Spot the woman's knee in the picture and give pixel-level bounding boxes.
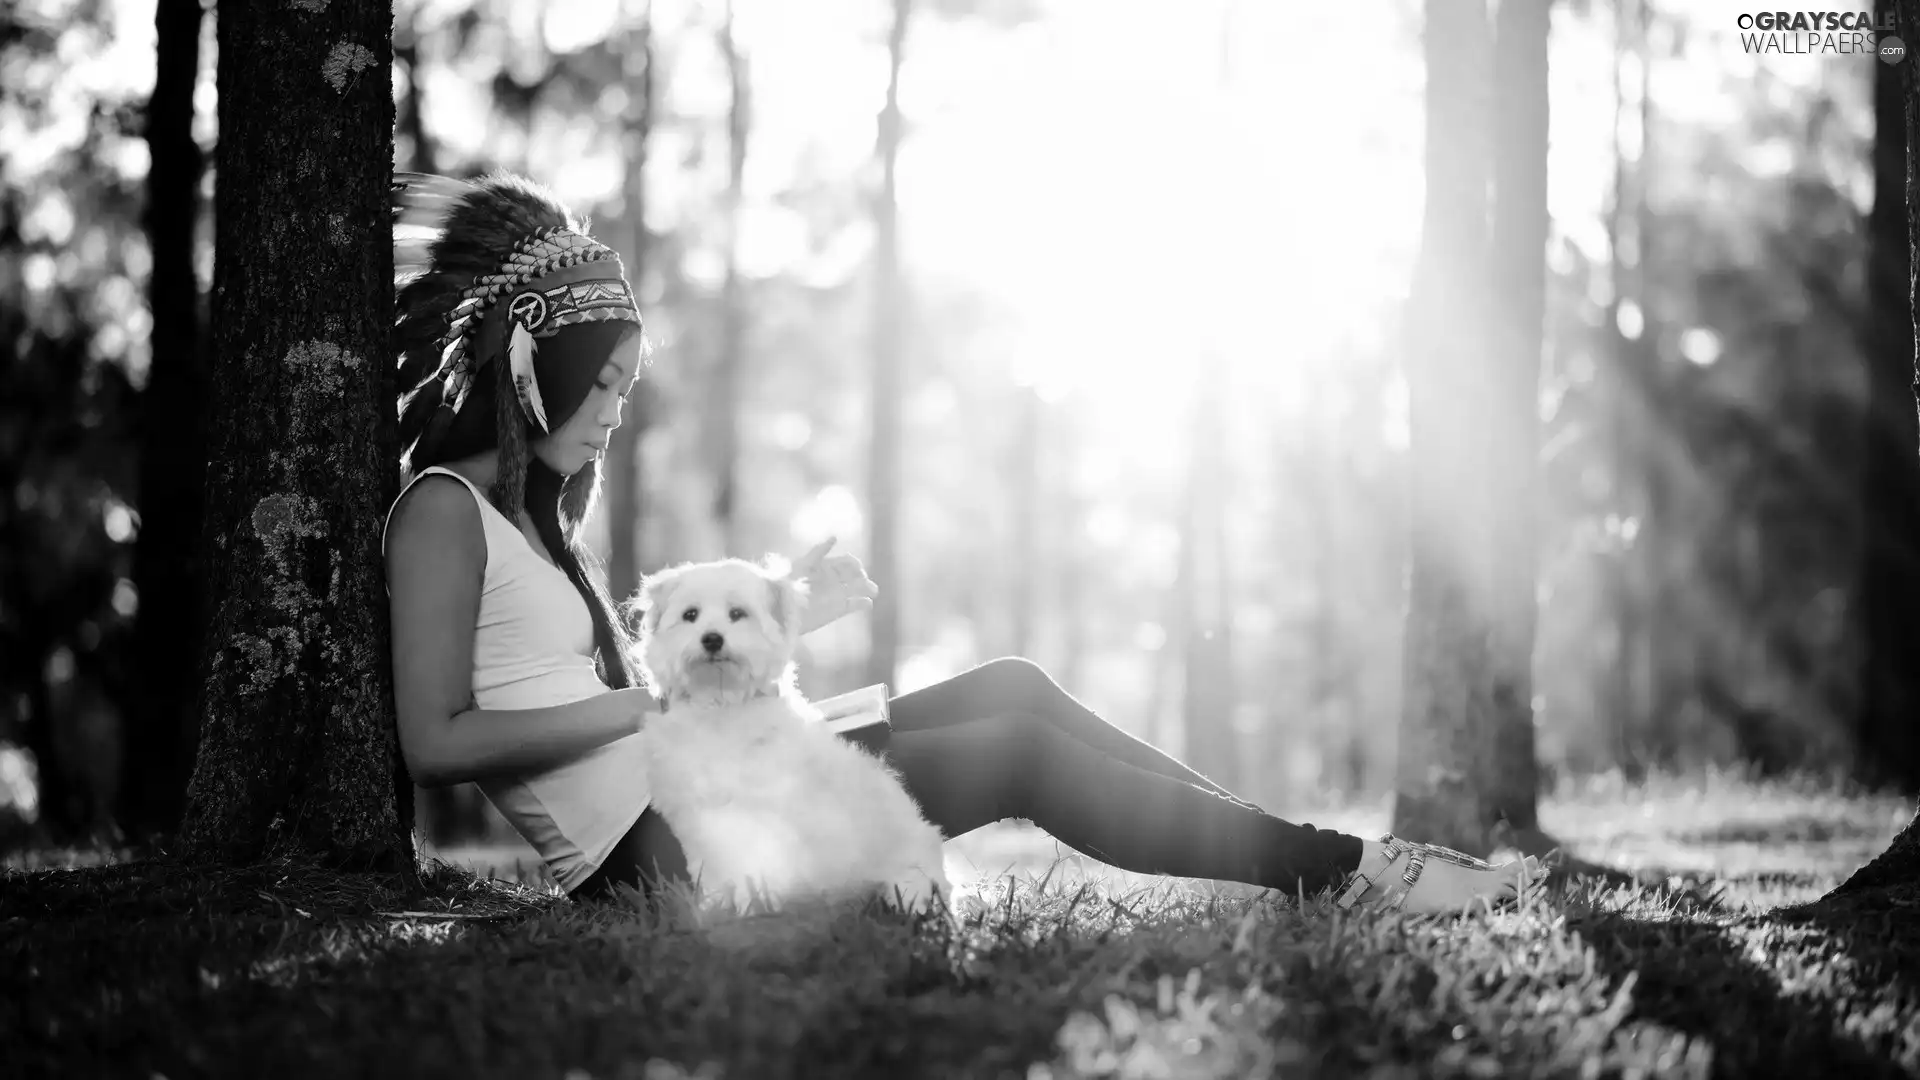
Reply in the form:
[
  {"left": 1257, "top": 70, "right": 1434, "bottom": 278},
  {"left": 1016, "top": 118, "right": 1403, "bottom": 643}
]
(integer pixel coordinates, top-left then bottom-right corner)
[{"left": 967, "top": 656, "right": 1062, "bottom": 711}]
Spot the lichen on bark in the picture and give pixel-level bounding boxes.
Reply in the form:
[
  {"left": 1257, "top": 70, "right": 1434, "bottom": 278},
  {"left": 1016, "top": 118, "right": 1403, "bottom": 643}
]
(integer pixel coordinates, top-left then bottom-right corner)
[{"left": 320, "top": 41, "right": 377, "bottom": 93}]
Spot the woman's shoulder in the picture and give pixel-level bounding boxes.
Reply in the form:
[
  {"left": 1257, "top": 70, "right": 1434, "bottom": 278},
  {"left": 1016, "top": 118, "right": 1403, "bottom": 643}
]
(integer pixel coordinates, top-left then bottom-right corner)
[{"left": 384, "top": 470, "right": 487, "bottom": 565}]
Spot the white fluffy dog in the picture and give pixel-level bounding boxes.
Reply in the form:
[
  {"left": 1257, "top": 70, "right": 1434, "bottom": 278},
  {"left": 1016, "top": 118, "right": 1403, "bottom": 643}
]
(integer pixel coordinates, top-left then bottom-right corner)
[{"left": 628, "top": 557, "right": 949, "bottom": 914}]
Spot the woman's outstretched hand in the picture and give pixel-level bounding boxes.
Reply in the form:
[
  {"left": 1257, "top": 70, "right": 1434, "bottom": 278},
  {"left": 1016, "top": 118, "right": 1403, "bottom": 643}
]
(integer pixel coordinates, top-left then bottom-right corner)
[{"left": 792, "top": 537, "right": 879, "bottom": 634}]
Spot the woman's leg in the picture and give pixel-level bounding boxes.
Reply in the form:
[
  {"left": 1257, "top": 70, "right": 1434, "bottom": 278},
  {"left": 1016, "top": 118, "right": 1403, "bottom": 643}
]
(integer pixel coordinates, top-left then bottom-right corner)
[
  {"left": 572, "top": 658, "right": 1535, "bottom": 912},
  {"left": 571, "top": 807, "right": 689, "bottom": 903},
  {"left": 885, "top": 659, "right": 1365, "bottom": 896},
  {"left": 889, "top": 657, "right": 1253, "bottom": 804}
]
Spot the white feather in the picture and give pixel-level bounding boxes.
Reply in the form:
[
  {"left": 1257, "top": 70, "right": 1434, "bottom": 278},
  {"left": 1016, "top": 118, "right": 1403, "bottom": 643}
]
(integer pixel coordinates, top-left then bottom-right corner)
[{"left": 509, "top": 321, "right": 548, "bottom": 432}]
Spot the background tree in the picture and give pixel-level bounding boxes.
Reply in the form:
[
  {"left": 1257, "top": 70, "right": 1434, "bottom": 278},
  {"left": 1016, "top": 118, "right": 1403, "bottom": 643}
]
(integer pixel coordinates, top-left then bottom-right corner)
[
  {"left": 1178, "top": 368, "right": 1241, "bottom": 789},
  {"left": 1006, "top": 382, "right": 1041, "bottom": 657},
  {"left": 709, "top": 0, "right": 749, "bottom": 552},
  {"left": 118, "top": 0, "right": 207, "bottom": 843},
  {"left": 607, "top": 3, "right": 655, "bottom": 602},
  {"left": 864, "top": 0, "right": 911, "bottom": 690},
  {"left": 1855, "top": 0, "right": 1920, "bottom": 795},
  {"left": 1393, "top": 0, "right": 1505, "bottom": 854},
  {"left": 176, "top": 0, "right": 407, "bottom": 866},
  {"left": 1832, "top": 0, "right": 1920, "bottom": 897},
  {"left": 1483, "top": 0, "right": 1549, "bottom": 835}
]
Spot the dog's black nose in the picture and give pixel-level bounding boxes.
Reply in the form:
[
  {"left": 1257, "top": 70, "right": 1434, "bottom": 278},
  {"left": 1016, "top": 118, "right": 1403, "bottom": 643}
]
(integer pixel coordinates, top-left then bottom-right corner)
[{"left": 701, "top": 631, "right": 725, "bottom": 654}]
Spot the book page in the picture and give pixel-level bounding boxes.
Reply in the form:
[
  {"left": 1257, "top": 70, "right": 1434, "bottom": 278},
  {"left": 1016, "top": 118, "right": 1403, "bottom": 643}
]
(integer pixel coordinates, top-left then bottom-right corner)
[{"left": 813, "top": 683, "right": 890, "bottom": 728}]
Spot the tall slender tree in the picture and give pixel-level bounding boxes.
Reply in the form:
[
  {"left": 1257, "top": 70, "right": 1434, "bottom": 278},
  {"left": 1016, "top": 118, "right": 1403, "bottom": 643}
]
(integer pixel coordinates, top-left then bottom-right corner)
[
  {"left": 1179, "top": 369, "right": 1240, "bottom": 790},
  {"left": 1855, "top": 0, "right": 1920, "bottom": 795},
  {"left": 1601, "top": 0, "right": 1675, "bottom": 779},
  {"left": 121, "top": 0, "right": 208, "bottom": 841},
  {"left": 865, "top": 0, "right": 912, "bottom": 689},
  {"left": 176, "top": 0, "right": 408, "bottom": 866},
  {"left": 1483, "top": 0, "right": 1550, "bottom": 834},
  {"left": 1392, "top": 0, "right": 1501, "bottom": 854},
  {"left": 394, "top": 12, "right": 437, "bottom": 175},
  {"left": 608, "top": 3, "right": 656, "bottom": 601},
  {"left": 710, "top": 0, "right": 749, "bottom": 553},
  {"left": 1008, "top": 383, "right": 1041, "bottom": 657}
]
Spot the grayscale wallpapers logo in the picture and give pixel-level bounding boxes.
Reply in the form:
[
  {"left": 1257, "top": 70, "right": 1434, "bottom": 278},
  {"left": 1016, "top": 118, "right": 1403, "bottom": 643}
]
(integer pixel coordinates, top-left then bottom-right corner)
[{"left": 1735, "top": 11, "right": 1905, "bottom": 59}]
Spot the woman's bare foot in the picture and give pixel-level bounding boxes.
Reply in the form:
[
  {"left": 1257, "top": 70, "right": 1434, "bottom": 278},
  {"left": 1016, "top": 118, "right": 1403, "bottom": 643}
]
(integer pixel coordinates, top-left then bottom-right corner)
[{"left": 1346, "top": 838, "right": 1546, "bottom": 915}]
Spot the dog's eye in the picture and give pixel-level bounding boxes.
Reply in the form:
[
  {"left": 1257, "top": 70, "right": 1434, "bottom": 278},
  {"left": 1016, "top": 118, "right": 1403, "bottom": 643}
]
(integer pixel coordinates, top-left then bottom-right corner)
[
  {"left": 680, "top": 607, "right": 699, "bottom": 622},
  {"left": 728, "top": 607, "right": 747, "bottom": 622}
]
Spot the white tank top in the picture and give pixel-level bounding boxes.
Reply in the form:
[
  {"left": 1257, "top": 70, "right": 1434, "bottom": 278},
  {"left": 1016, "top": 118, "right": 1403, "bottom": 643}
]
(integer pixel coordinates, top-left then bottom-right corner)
[{"left": 383, "top": 465, "right": 649, "bottom": 892}]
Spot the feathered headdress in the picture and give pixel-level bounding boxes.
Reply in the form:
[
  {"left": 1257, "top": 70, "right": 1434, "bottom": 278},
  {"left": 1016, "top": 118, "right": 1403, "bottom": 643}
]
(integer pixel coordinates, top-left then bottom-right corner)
[{"left": 391, "top": 171, "right": 644, "bottom": 471}]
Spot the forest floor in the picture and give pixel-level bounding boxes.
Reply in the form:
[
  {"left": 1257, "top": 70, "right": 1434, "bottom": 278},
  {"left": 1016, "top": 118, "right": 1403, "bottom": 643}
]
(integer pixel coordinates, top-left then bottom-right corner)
[{"left": 4, "top": 769, "right": 1917, "bottom": 1079}]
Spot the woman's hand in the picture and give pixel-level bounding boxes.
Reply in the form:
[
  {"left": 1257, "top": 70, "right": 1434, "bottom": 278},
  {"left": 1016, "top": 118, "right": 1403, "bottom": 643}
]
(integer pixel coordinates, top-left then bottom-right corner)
[{"left": 792, "top": 537, "right": 878, "bottom": 634}]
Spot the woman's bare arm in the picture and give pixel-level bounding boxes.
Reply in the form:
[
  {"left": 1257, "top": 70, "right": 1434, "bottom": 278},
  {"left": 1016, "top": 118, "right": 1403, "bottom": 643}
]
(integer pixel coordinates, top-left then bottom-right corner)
[{"left": 385, "top": 476, "right": 655, "bottom": 788}]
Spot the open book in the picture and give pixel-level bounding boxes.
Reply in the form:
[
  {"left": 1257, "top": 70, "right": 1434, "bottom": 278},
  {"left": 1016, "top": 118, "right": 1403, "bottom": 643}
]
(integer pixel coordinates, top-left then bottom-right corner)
[{"left": 811, "top": 683, "right": 891, "bottom": 753}]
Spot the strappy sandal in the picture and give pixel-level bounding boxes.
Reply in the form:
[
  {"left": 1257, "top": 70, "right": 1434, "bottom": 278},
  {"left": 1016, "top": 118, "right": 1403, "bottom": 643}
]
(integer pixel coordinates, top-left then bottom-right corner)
[{"left": 1333, "top": 834, "right": 1533, "bottom": 912}]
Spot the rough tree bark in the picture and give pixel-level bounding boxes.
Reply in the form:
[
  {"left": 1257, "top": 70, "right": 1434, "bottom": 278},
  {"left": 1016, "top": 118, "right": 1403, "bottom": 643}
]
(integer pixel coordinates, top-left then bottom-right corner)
[
  {"left": 1831, "top": 1, "right": 1920, "bottom": 897},
  {"left": 1392, "top": 0, "right": 1502, "bottom": 855},
  {"left": 607, "top": 5, "right": 654, "bottom": 602},
  {"left": 1856, "top": 0, "right": 1920, "bottom": 795},
  {"left": 864, "top": 0, "right": 911, "bottom": 689},
  {"left": 121, "top": 0, "right": 207, "bottom": 842},
  {"left": 175, "top": 0, "right": 408, "bottom": 867},
  {"left": 1484, "top": 0, "right": 1549, "bottom": 833}
]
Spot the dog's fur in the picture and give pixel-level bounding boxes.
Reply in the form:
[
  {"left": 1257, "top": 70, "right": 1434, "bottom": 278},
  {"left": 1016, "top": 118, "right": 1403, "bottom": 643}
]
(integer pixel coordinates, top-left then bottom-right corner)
[{"left": 627, "top": 557, "right": 949, "bottom": 912}]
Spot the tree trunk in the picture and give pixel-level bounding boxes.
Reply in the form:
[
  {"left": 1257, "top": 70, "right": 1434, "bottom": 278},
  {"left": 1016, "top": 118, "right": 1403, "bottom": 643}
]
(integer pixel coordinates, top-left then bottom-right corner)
[
  {"left": 1483, "top": 0, "right": 1548, "bottom": 832},
  {"left": 1306, "top": 410, "right": 1357, "bottom": 791},
  {"left": 121, "top": 0, "right": 208, "bottom": 843},
  {"left": 864, "top": 0, "right": 911, "bottom": 689},
  {"left": 1828, "top": 1, "right": 1920, "bottom": 897},
  {"left": 1632, "top": 13, "right": 1688, "bottom": 773},
  {"left": 1180, "top": 373, "right": 1239, "bottom": 790},
  {"left": 1836, "top": 801, "right": 1920, "bottom": 895},
  {"left": 1600, "top": 0, "right": 1648, "bottom": 780},
  {"left": 1855, "top": 0, "right": 1920, "bottom": 795},
  {"left": 394, "top": 12, "right": 436, "bottom": 175},
  {"left": 711, "top": 0, "right": 748, "bottom": 553},
  {"left": 1392, "top": 0, "right": 1499, "bottom": 855},
  {"left": 1008, "top": 384, "right": 1041, "bottom": 657},
  {"left": 608, "top": 6, "right": 654, "bottom": 602},
  {"left": 176, "top": 0, "right": 408, "bottom": 868},
  {"left": 1056, "top": 420, "right": 1087, "bottom": 691}
]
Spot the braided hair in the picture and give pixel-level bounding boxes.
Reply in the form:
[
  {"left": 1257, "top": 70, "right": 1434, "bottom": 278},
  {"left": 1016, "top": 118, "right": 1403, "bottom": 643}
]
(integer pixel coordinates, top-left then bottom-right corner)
[{"left": 392, "top": 171, "right": 645, "bottom": 690}]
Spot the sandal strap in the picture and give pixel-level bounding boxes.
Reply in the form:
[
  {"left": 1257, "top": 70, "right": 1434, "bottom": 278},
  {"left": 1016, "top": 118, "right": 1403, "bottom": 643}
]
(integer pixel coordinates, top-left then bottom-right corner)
[{"left": 1334, "top": 835, "right": 1411, "bottom": 909}]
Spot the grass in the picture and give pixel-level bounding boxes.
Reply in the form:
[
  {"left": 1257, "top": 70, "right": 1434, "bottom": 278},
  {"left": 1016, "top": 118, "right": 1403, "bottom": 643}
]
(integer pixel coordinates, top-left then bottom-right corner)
[{"left": 3, "top": 769, "right": 1917, "bottom": 1079}]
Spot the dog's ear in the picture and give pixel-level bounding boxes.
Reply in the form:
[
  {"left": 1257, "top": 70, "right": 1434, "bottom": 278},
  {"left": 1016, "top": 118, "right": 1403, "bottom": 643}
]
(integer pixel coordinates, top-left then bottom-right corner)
[
  {"left": 628, "top": 564, "right": 688, "bottom": 637},
  {"left": 763, "top": 565, "right": 808, "bottom": 640}
]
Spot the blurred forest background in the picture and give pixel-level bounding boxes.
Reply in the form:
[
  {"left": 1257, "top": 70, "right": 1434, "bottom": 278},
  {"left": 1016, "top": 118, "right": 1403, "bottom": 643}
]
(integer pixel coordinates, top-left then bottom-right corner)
[{"left": 4, "top": 0, "right": 1918, "bottom": 853}]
